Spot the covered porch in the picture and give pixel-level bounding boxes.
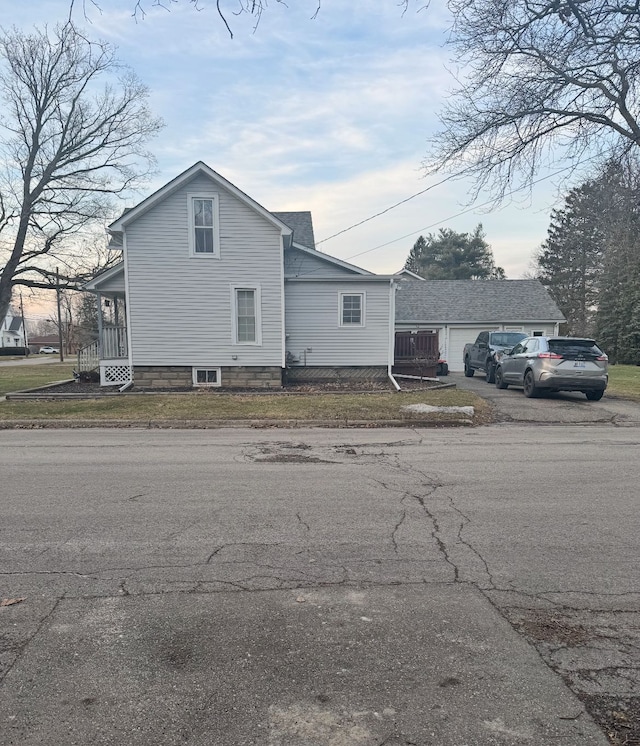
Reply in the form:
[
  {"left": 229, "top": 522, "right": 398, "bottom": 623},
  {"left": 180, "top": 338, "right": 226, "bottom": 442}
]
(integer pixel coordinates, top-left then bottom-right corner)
[{"left": 81, "top": 262, "right": 132, "bottom": 386}]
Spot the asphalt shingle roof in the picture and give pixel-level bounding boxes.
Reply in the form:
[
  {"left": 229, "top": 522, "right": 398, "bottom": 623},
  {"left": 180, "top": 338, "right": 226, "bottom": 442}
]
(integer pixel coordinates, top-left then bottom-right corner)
[
  {"left": 272, "top": 211, "right": 315, "bottom": 249},
  {"left": 395, "top": 279, "right": 565, "bottom": 323}
]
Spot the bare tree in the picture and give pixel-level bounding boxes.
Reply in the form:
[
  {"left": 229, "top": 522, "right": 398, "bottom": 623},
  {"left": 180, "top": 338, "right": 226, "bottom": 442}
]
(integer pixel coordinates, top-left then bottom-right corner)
[
  {"left": 69, "top": 0, "right": 322, "bottom": 36},
  {"left": 427, "top": 0, "right": 640, "bottom": 200},
  {"left": 0, "top": 24, "right": 163, "bottom": 328}
]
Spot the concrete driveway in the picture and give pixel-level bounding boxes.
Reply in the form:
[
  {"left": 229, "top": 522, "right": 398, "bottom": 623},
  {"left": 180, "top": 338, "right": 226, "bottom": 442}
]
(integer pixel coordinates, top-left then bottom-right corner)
[
  {"left": 2, "top": 426, "right": 639, "bottom": 745},
  {"left": 450, "top": 371, "right": 640, "bottom": 426}
]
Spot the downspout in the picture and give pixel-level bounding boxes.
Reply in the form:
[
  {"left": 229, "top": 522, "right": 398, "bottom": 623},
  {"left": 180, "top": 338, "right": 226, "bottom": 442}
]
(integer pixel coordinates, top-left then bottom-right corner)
[{"left": 387, "top": 279, "right": 401, "bottom": 391}]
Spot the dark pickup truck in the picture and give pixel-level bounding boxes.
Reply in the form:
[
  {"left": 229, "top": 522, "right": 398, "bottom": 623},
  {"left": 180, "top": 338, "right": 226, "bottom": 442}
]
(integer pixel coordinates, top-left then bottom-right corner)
[{"left": 463, "top": 331, "right": 527, "bottom": 383}]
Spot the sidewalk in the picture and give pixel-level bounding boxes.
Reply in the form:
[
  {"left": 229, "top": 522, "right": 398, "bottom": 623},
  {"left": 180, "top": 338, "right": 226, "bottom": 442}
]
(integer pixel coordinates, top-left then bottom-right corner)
[{"left": 0, "top": 585, "right": 608, "bottom": 745}]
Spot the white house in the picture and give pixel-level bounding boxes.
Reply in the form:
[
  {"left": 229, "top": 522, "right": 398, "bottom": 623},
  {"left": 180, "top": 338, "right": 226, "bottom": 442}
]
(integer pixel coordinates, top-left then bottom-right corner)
[
  {"left": 84, "top": 162, "right": 396, "bottom": 388},
  {"left": 1, "top": 309, "right": 26, "bottom": 349}
]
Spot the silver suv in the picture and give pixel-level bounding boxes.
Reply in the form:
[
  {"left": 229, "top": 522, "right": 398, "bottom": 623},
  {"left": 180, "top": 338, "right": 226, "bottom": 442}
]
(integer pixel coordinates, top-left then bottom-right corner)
[{"left": 495, "top": 336, "right": 608, "bottom": 400}]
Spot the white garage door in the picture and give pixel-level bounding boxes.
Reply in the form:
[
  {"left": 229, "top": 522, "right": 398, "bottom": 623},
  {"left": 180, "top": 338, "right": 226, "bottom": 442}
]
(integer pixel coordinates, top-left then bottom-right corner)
[{"left": 447, "top": 327, "right": 486, "bottom": 372}]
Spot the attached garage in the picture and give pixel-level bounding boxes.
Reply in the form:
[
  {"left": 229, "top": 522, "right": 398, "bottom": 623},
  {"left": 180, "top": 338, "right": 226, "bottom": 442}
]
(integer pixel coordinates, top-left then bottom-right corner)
[
  {"left": 446, "top": 327, "right": 488, "bottom": 372},
  {"left": 394, "top": 279, "right": 565, "bottom": 372}
]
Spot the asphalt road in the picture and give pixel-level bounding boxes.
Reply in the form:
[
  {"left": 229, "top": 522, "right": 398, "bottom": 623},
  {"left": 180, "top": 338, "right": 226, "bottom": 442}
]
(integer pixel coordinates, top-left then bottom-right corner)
[{"left": 1, "top": 425, "right": 638, "bottom": 745}]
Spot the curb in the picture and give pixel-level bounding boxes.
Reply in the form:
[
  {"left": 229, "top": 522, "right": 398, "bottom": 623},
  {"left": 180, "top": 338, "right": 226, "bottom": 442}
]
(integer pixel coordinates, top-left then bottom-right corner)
[{"left": 0, "top": 417, "right": 475, "bottom": 430}]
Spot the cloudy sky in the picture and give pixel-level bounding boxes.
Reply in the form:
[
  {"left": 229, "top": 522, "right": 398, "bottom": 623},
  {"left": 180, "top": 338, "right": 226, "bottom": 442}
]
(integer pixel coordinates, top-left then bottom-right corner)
[{"left": 4, "top": 0, "right": 566, "bottom": 278}]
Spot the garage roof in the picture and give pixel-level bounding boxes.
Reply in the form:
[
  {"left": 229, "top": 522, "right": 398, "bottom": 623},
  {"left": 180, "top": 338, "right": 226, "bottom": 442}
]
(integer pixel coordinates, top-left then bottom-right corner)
[{"left": 395, "top": 279, "right": 565, "bottom": 323}]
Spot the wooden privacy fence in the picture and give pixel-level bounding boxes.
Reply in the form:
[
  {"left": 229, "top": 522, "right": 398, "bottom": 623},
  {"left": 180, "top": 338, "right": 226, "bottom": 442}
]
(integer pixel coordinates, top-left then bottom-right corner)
[{"left": 393, "top": 331, "right": 439, "bottom": 377}]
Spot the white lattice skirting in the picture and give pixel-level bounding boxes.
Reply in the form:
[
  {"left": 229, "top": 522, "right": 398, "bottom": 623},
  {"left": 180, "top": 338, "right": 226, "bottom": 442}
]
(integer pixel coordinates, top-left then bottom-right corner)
[{"left": 100, "top": 363, "right": 133, "bottom": 386}]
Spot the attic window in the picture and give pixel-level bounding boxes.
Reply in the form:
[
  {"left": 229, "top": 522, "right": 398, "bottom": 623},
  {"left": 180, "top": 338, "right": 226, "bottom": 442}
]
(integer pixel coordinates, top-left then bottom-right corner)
[{"left": 188, "top": 194, "right": 220, "bottom": 257}]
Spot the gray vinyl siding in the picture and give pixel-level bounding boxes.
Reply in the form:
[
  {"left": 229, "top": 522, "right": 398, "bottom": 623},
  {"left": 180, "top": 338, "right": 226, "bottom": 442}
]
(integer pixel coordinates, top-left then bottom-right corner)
[
  {"left": 97, "top": 269, "right": 125, "bottom": 293},
  {"left": 285, "top": 280, "right": 391, "bottom": 366},
  {"left": 124, "top": 173, "right": 283, "bottom": 367},
  {"left": 284, "top": 247, "right": 361, "bottom": 279}
]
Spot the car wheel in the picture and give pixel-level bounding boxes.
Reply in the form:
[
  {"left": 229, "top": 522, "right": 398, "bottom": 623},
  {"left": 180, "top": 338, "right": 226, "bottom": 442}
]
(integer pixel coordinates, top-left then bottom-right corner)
[
  {"left": 464, "top": 360, "right": 474, "bottom": 377},
  {"left": 585, "top": 390, "right": 604, "bottom": 401},
  {"left": 485, "top": 360, "right": 496, "bottom": 384},
  {"left": 523, "top": 370, "right": 540, "bottom": 398},
  {"left": 495, "top": 366, "right": 508, "bottom": 389}
]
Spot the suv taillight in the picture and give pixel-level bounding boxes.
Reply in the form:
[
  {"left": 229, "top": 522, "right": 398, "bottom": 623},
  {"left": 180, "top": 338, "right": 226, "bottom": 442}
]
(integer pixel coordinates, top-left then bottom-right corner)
[
  {"left": 597, "top": 354, "right": 608, "bottom": 362},
  {"left": 538, "top": 352, "right": 563, "bottom": 359}
]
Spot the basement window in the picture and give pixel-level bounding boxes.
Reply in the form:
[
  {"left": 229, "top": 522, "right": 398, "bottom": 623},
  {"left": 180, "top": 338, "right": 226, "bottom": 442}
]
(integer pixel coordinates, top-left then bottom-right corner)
[{"left": 192, "top": 367, "right": 221, "bottom": 387}]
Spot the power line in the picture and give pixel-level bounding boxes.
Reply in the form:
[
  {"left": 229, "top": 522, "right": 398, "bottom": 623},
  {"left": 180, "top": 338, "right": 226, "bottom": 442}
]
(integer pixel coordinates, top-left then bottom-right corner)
[
  {"left": 316, "top": 151, "right": 607, "bottom": 261},
  {"left": 343, "top": 162, "right": 600, "bottom": 261},
  {"left": 314, "top": 172, "right": 460, "bottom": 246}
]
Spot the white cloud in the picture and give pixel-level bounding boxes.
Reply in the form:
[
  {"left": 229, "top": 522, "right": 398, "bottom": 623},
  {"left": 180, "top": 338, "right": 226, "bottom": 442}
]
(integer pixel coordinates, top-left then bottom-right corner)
[{"left": 2, "top": 0, "right": 559, "bottom": 282}]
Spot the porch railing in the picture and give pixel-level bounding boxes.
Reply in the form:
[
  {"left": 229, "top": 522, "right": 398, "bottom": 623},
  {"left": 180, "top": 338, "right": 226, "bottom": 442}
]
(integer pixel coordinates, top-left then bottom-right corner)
[
  {"left": 101, "top": 326, "right": 128, "bottom": 359},
  {"left": 77, "top": 341, "right": 99, "bottom": 373}
]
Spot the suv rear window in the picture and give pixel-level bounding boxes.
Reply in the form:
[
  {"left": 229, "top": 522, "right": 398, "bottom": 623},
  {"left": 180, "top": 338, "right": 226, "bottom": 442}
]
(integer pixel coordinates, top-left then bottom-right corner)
[{"left": 548, "top": 339, "right": 603, "bottom": 358}]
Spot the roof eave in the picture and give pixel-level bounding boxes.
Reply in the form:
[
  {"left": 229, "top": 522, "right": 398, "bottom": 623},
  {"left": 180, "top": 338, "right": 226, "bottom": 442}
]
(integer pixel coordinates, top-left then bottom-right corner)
[{"left": 109, "top": 162, "right": 293, "bottom": 242}]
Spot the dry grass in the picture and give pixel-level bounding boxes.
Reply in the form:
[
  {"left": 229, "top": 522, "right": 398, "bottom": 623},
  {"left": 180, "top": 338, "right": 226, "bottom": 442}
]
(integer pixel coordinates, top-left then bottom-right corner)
[
  {"left": 0, "top": 362, "right": 75, "bottom": 397},
  {"left": 607, "top": 364, "right": 640, "bottom": 401},
  {"left": 0, "top": 386, "right": 491, "bottom": 426}
]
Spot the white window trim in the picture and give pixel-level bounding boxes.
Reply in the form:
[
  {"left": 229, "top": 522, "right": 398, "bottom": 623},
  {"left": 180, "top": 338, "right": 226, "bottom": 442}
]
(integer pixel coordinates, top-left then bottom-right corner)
[
  {"left": 231, "top": 284, "right": 262, "bottom": 346},
  {"left": 187, "top": 192, "right": 220, "bottom": 258},
  {"left": 192, "top": 367, "right": 222, "bottom": 387},
  {"left": 339, "top": 292, "right": 366, "bottom": 327}
]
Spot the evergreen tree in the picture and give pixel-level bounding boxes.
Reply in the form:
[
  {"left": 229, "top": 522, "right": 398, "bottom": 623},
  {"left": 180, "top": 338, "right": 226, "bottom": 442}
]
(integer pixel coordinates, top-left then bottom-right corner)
[
  {"left": 535, "top": 156, "right": 640, "bottom": 363},
  {"left": 594, "top": 161, "right": 640, "bottom": 364},
  {"left": 535, "top": 181, "right": 607, "bottom": 336},
  {"left": 404, "top": 236, "right": 427, "bottom": 274},
  {"left": 75, "top": 293, "right": 100, "bottom": 348},
  {"left": 404, "top": 224, "right": 505, "bottom": 280}
]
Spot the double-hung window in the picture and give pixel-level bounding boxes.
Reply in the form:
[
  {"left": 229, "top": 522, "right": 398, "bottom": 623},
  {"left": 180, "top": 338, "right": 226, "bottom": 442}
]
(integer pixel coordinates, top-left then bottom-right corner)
[
  {"left": 231, "top": 285, "right": 262, "bottom": 345},
  {"left": 340, "top": 293, "right": 364, "bottom": 326},
  {"left": 188, "top": 194, "right": 219, "bottom": 257}
]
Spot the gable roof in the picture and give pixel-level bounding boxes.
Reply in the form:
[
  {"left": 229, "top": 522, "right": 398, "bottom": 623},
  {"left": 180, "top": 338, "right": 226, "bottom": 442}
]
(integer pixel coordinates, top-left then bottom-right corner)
[
  {"left": 394, "top": 268, "right": 425, "bottom": 280},
  {"left": 396, "top": 280, "right": 565, "bottom": 323},
  {"left": 108, "top": 162, "right": 293, "bottom": 245},
  {"left": 285, "top": 243, "right": 372, "bottom": 276},
  {"left": 272, "top": 211, "right": 315, "bottom": 249},
  {"left": 9, "top": 316, "right": 23, "bottom": 332},
  {"left": 84, "top": 261, "right": 125, "bottom": 292}
]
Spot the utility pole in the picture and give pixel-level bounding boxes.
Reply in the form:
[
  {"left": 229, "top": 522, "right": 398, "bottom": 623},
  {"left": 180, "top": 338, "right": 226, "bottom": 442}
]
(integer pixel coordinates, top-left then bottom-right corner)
[
  {"left": 19, "top": 290, "right": 28, "bottom": 357},
  {"left": 56, "top": 267, "right": 64, "bottom": 362}
]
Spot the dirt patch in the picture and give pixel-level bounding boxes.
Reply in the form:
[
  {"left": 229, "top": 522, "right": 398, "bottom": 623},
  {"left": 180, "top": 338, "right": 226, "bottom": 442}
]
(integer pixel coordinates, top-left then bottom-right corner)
[
  {"left": 512, "top": 615, "right": 597, "bottom": 646},
  {"left": 22, "top": 378, "right": 445, "bottom": 397},
  {"left": 580, "top": 694, "right": 640, "bottom": 745}
]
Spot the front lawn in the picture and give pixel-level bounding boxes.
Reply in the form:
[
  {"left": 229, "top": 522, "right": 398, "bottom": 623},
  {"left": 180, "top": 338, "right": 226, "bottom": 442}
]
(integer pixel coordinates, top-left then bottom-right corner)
[
  {"left": 0, "top": 362, "right": 75, "bottom": 397},
  {"left": 0, "top": 387, "right": 491, "bottom": 426},
  {"left": 607, "top": 364, "right": 640, "bottom": 401}
]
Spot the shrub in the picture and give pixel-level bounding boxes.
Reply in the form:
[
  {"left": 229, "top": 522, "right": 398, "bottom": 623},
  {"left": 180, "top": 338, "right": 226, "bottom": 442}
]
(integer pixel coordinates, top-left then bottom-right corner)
[{"left": 0, "top": 347, "right": 30, "bottom": 356}]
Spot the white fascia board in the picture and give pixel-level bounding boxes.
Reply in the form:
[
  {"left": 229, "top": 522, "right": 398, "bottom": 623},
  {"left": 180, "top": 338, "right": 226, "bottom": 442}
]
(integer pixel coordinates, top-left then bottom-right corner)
[
  {"left": 398, "top": 317, "right": 565, "bottom": 325},
  {"left": 394, "top": 269, "right": 425, "bottom": 280},
  {"left": 285, "top": 275, "right": 395, "bottom": 283},
  {"left": 290, "top": 242, "right": 372, "bottom": 275},
  {"left": 108, "top": 161, "right": 293, "bottom": 241},
  {"left": 83, "top": 261, "right": 125, "bottom": 292}
]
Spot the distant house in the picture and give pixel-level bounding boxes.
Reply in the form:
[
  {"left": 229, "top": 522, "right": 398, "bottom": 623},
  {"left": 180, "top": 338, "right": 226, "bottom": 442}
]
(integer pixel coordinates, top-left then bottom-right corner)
[
  {"left": 1, "top": 310, "right": 26, "bottom": 348},
  {"left": 394, "top": 279, "right": 565, "bottom": 372},
  {"left": 84, "top": 162, "right": 396, "bottom": 387}
]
